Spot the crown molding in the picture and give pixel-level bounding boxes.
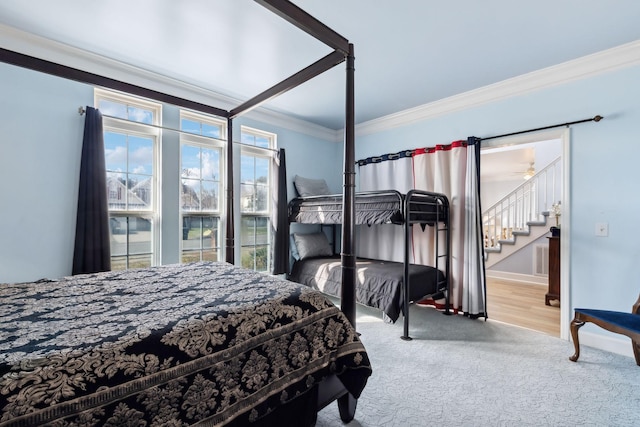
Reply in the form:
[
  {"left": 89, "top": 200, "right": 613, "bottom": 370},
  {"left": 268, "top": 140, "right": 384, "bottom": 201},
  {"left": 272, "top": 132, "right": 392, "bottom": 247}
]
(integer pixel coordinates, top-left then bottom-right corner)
[
  {"left": 0, "top": 23, "right": 338, "bottom": 142},
  {"left": 4, "top": 23, "right": 637, "bottom": 143},
  {"left": 355, "top": 39, "right": 640, "bottom": 136}
]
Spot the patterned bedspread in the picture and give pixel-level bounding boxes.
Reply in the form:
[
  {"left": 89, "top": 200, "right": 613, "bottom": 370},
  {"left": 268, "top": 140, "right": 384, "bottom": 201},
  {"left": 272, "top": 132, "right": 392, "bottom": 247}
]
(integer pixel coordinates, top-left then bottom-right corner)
[{"left": 0, "top": 262, "right": 371, "bottom": 426}]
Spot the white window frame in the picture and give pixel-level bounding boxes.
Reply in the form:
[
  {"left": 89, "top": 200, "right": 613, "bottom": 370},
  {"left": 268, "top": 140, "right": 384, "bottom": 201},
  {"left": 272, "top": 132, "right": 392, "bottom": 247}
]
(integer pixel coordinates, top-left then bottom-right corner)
[
  {"left": 240, "top": 126, "right": 276, "bottom": 272},
  {"left": 95, "top": 88, "right": 162, "bottom": 270},
  {"left": 179, "top": 110, "right": 227, "bottom": 264}
]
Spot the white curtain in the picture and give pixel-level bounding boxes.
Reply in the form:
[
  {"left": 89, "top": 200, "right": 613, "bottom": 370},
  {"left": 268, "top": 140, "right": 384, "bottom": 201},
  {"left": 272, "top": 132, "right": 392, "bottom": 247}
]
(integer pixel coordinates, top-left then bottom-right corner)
[
  {"left": 357, "top": 156, "right": 413, "bottom": 262},
  {"left": 412, "top": 140, "right": 485, "bottom": 316},
  {"left": 357, "top": 141, "right": 486, "bottom": 317},
  {"left": 463, "top": 141, "right": 487, "bottom": 317}
]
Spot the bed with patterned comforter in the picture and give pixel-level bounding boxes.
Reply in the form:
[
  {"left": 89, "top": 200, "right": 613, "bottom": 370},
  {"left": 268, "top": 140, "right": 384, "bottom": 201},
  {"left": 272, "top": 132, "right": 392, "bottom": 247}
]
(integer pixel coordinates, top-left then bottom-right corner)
[{"left": 0, "top": 262, "right": 371, "bottom": 426}]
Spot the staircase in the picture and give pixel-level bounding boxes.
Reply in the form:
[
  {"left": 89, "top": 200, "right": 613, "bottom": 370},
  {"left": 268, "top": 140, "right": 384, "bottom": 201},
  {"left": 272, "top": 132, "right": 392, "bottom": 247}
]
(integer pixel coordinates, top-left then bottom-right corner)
[{"left": 483, "top": 157, "right": 561, "bottom": 269}]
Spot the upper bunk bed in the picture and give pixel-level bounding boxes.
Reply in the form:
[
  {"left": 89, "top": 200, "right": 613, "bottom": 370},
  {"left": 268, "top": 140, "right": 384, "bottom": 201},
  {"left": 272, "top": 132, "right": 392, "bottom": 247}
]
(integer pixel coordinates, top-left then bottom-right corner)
[
  {"left": 289, "top": 189, "right": 448, "bottom": 226},
  {"left": 0, "top": 0, "right": 365, "bottom": 424},
  {"left": 288, "top": 187, "right": 451, "bottom": 340}
]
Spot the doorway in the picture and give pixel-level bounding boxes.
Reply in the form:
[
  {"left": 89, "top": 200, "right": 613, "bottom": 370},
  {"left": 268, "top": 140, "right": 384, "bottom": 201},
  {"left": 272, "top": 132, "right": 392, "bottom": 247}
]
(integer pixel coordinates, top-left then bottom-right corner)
[{"left": 480, "top": 130, "right": 569, "bottom": 338}]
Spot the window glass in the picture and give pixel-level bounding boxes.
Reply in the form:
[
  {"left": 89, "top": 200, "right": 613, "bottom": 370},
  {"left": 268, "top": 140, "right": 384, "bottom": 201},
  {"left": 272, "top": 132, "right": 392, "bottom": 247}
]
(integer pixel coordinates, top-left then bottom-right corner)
[
  {"left": 179, "top": 112, "right": 225, "bottom": 264},
  {"left": 97, "top": 89, "right": 160, "bottom": 270},
  {"left": 181, "top": 118, "right": 201, "bottom": 135},
  {"left": 181, "top": 215, "right": 220, "bottom": 263},
  {"left": 98, "top": 98, "right": 153, "bottom": 124},
  {"left": 240, "top": 127, "right": 274, "bottom": 272},
  {"left": 109, "top": 215, "right": 154, "bottom": 270}
]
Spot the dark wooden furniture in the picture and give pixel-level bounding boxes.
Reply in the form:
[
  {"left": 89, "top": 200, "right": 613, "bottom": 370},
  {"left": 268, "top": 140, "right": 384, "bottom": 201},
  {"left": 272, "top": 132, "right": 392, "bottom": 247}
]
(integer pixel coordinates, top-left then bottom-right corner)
[
  {"left": 569, "top": 294, "right": 640, "bottom": 365},
  {"left": 545, "top": 236, "right": 560, "bottom": 305}
]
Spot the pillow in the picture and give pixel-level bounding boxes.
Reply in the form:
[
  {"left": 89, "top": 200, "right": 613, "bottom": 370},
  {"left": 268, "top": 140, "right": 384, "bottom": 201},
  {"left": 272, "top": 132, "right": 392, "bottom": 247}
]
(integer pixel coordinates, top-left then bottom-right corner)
[
  {"left": 290, "top": 234, "right": 300, "bottom": 260},
  {"left": 293, "top": 232, "right": 333, "bottom": 260},
  {"left": 294, "top": 175, "right": 331, "bottom": 197}
]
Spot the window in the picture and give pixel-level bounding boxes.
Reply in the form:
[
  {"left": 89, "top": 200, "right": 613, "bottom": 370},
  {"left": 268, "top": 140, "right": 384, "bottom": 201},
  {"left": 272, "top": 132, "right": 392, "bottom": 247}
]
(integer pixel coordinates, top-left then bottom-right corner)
[
  {"left": 180, "top": 111, "right": 225, "bottom": 263},
  {"left": 240, "top": 127, "right": 275, "bottom": 272},
  {"left": 96, "top": 89, "right": 161, "bottom": 270}
]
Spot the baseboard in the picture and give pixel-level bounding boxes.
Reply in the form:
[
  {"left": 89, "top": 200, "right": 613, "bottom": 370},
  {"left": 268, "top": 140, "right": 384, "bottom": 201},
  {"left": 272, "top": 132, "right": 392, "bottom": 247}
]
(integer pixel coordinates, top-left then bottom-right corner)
[
  {"left": 576, "top": 330, "right": 635, "bottom": 360},
  {"left": 486, "top": 270, "right": 547, "bottom": 285}
]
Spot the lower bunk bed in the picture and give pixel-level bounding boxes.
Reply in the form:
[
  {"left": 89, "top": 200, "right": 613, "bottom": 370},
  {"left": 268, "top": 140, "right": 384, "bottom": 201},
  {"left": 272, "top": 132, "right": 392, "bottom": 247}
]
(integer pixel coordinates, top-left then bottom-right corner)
[
  {"left": 290, "top": 256, "right": 446, "bottom": 323},
  {"left": 0, "top": 262, "right": 371, "bottom": 427}
]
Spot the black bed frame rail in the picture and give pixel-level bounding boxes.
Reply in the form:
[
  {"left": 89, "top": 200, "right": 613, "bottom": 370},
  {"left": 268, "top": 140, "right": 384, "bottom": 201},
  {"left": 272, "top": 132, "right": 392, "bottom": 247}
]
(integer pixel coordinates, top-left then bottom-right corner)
[
  {"left": 288, "top": 190, "right": 404, "bottom": 220},
  {"left": 401, "top": 190, "right": 451, "bottom": 341},
  {"left": 291, "top": 189, "right": 403, "bottom": 202}
]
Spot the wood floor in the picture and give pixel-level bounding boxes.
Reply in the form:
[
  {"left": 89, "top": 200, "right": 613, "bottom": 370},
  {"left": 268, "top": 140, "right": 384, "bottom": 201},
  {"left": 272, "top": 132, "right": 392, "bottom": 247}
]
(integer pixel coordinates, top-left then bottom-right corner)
[{"left": 486, "top": 276, "right": 560, "bottom": 337}]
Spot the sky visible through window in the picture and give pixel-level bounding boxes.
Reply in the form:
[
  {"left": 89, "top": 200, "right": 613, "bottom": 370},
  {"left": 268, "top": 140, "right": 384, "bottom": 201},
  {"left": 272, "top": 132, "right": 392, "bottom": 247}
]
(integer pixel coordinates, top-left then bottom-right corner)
[
  {"left": 181, "top": 145, "right": 220, "bottom": 211},
  {"left": 104, "top": 133, "right": 153, "bottom": 178},
  {"left": 101, "top": 100, "right": 154, "bottom": 186},
  {"left": 240, "top": 132, "right": 270, "bottom": 194}
]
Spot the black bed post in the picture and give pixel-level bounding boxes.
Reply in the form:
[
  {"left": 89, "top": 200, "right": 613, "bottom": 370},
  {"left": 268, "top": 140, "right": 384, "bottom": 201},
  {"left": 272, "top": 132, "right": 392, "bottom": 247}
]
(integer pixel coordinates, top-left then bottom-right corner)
[
  {"left": 226, "top": 118, "right": 235, "bottom": 264},
  {"left": 341, "top": 43, "right": 356, "bottom": 328},
  {"left": 402, "top": 194, "right": 412, "bottom": 340}
]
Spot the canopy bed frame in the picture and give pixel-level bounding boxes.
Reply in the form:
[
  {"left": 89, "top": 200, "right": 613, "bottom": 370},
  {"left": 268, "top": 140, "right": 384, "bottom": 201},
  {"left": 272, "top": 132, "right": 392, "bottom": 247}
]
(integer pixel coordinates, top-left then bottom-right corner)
[{"left": 0, "top": 0, "right": 365, "bottom": 424}]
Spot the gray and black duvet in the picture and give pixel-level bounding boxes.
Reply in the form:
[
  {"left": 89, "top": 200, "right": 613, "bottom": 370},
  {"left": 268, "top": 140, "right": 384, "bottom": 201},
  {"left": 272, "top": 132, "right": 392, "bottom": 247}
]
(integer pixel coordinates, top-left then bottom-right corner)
[{"left": 290, "top": 256, "right": 445, "bottom": 322}]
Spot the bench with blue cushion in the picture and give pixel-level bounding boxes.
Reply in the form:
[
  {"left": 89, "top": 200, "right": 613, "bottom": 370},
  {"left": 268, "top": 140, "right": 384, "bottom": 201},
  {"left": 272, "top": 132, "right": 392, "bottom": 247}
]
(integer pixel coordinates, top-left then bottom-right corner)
[{"left": 569, "top": 294, "right": 640, "bottom": 365}]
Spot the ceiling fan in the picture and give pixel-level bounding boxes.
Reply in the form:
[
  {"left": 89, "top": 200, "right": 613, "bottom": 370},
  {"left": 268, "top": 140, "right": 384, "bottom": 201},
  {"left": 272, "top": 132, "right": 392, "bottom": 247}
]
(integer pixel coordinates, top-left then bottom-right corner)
[{"left": 523, "top": 162, "right": 535, "bottom": 180}]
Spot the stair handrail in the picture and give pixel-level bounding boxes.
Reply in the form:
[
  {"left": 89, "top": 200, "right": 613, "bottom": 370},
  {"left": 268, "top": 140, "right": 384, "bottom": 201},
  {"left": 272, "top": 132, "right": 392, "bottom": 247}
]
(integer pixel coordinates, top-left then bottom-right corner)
[{"left": 483, "top": 157, "right": 561, "bottom": 250}]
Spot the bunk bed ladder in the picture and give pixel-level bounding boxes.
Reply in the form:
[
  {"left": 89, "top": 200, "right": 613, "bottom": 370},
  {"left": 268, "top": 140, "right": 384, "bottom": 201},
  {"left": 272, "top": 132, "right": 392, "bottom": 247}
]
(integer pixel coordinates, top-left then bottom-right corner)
[
  {"left": 401, "top": 191, "right": 451, "bottom": 341},
  {"left": 439, "top": 200, "right": 452, "bottom": 316}
]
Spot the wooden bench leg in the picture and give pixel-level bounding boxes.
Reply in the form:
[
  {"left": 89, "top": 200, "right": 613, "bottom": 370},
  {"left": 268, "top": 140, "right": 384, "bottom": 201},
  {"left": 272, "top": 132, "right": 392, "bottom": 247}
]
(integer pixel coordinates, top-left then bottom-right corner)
[{"left": 569, "top": 318, "right": 585, "bottom": 362}]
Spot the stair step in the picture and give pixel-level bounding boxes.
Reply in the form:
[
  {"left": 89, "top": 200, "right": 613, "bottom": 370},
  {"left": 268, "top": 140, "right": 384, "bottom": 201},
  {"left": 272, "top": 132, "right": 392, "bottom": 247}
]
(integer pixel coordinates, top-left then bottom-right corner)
[
  {"left": 498, "top": 239, "right": 515, "bottom": 245},
  {"left": 527, "top": 221, "right": 546, "bottom": 226},
  {"left": 512, "top": 230, "right": 530, "bottom": 236},
  {"left": 485, "top": 247, "right": 501, "bottom": 253}
]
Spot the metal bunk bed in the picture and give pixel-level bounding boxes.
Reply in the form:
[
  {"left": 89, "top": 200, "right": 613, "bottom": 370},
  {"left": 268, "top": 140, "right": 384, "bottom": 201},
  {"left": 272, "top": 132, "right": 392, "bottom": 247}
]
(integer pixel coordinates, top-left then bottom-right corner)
[
  {"left": 288, "top": 189, "right": 451, "bottom": 340},
  {"left": 0, "top": 0, "right": 365, "bottom": 424}
]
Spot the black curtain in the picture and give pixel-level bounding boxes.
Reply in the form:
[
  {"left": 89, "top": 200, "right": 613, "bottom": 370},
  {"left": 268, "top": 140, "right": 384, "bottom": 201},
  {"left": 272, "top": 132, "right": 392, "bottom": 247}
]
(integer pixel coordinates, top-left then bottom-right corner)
[
  {"left": 72, "top": 106, "right": 111, "bottom": 275},
  {"left": 271, "top": 148, "right": 289, "bottom": 275}
]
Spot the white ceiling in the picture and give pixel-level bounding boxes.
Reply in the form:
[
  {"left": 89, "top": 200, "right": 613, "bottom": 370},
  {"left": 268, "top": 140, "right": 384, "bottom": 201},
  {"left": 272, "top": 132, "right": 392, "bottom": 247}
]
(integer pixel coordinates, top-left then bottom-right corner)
[
  {"left": 481, "top": 145, "right": 536, "bottom": 183},
  {"left": 1, "top": 0, "right": 640, "bottom": 130}
]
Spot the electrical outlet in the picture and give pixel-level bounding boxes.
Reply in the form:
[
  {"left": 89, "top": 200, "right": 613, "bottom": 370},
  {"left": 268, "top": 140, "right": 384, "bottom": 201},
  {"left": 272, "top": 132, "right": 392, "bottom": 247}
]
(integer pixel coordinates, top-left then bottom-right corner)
[{"left": 595, "top": 222, "right": 608, "bottom": 237}]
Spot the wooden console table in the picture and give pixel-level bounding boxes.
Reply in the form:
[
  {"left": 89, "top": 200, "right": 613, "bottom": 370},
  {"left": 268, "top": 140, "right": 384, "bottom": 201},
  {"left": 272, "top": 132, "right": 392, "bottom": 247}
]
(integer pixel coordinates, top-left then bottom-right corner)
[{"left": 546, "top": 236, "right": 560, "bottom": 305}]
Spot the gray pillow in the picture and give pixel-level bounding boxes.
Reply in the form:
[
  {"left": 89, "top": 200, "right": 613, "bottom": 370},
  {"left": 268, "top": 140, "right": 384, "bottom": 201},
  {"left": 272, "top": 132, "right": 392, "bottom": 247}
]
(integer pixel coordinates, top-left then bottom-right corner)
[
  {"left": 294, "top": 175, "right": 331, "bottom": 197},
  {"left": 293, "top": 232, "right": 333, "bottom": 260},
  {"left": 290, "top": 234, "right": 300, "bottom": 260}
]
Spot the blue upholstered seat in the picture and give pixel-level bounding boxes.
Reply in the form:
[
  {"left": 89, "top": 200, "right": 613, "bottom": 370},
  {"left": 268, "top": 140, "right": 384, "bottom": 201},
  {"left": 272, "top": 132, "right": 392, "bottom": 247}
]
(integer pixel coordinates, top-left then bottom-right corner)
[
  {"left": 574, "top": 308, "right": 640, "bottom": 332},
  {"left": 570, "top": 295, "right": 640, "bottom": 366}
]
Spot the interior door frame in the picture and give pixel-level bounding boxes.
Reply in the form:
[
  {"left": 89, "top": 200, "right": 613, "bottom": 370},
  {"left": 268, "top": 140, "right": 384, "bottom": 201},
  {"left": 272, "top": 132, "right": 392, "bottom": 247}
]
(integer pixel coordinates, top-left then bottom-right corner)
[{"left": 481, "top": 127, "right": 570, "bottom": 340}]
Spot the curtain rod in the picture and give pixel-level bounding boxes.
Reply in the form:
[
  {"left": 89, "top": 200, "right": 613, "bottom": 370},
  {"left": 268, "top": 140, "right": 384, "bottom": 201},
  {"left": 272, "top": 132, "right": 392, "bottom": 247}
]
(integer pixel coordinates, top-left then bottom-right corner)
[
  {"left": 480, "top": 115, "right": 603, "bottom": 142},
  {"left": 78, "top": 106, "right": 279, "bottom": 153},
  {"left": 355, "top": 114, "right": 603, "bottom": 165}
]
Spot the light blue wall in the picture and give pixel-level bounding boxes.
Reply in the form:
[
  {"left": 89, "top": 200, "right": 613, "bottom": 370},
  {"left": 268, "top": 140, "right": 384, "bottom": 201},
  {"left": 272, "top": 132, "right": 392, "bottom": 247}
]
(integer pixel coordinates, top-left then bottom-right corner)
[
  {"left": 0, "top": 62, "right": 339, "bottom": 283},
  {"left": 353, "top": 64, "right": 640, "bottom": 319},
  {"left": 0, "top": 63, "right": 94, "bottom": 283}
]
